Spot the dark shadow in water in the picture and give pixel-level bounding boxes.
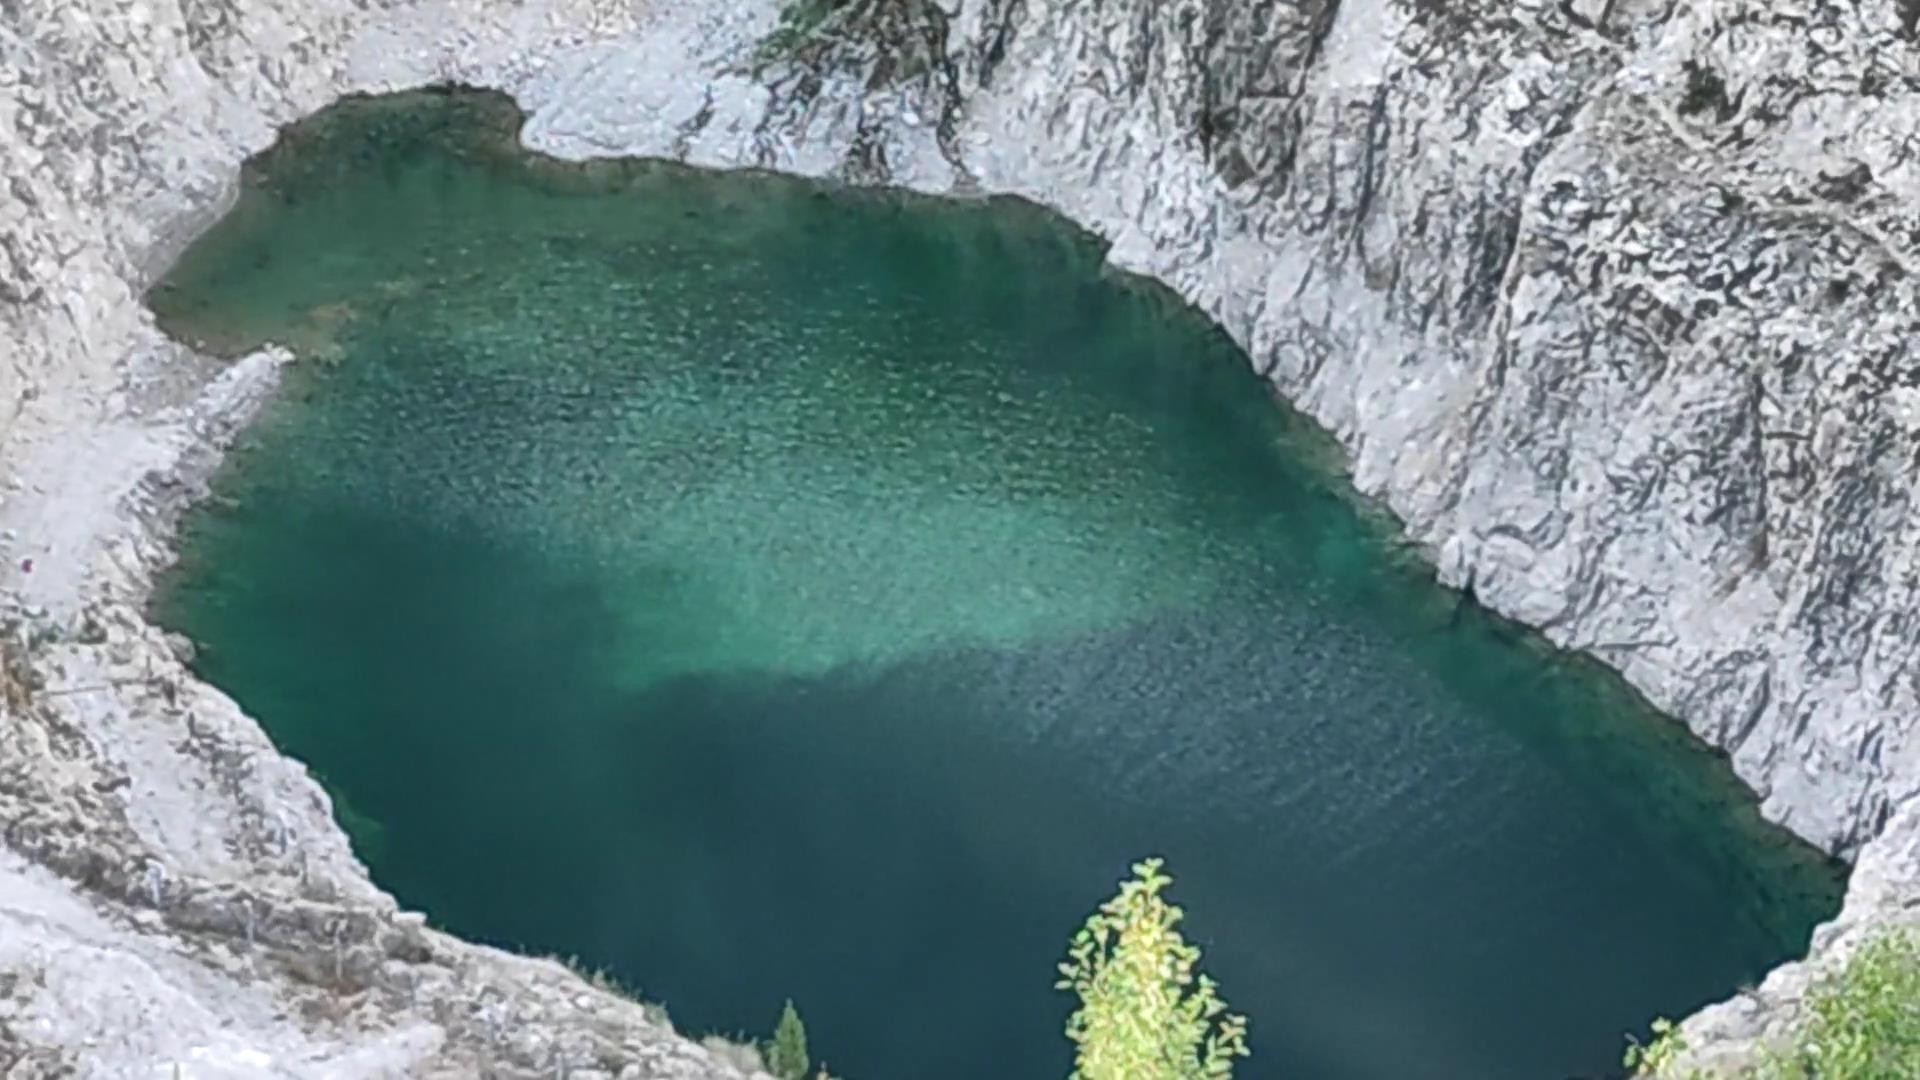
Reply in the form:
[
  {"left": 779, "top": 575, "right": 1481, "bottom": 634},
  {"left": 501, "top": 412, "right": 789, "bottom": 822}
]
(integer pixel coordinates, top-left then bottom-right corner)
[{"left": 167, "top": 499, "right": 1837, "bottom": 1080}]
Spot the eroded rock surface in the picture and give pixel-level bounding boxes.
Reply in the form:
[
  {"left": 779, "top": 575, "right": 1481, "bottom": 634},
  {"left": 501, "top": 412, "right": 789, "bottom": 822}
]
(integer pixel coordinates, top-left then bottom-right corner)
[{"left": 3, "top": 0, "right": 1918, "bottom": 1073}]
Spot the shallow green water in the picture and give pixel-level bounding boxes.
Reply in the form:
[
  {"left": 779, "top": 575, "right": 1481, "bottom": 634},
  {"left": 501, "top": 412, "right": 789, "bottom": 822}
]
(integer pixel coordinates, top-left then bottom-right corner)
[{"left": 153, "top": 90, "right": 1843, "bottom": 1080}]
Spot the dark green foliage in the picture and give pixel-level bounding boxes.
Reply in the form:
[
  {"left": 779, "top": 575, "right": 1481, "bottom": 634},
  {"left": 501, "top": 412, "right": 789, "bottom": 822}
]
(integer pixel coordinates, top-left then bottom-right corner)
[
  {"left": 752, "top": 0, "right": 946, "bottom": 92},
  {"left": 755, "top": 0, "right": 854, "bottom": 64},
  {"left": 767, "top": 999, "right": 810, "bottom": 1080}
]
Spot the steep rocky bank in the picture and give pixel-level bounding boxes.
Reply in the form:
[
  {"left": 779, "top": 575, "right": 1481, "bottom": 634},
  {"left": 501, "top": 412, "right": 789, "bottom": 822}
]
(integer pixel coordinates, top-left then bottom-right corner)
[{"left": 2, "top": 0, "right": 1916, "bottom": 1074}]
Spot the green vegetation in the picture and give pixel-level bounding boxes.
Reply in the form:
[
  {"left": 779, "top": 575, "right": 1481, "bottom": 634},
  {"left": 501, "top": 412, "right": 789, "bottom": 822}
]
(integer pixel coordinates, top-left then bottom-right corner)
[
  {"left": 1623, "top": 1017, "right": 1692, "bottom": 1077},
  {"left": 755, "top": 0, "right": 853, "bottom": 64},
  {"left": 1057, "top": 859, "right": 1250, "bottom": 1080},
  {"left": 1767, "top": 930, "right": 1920, "bottom": 1078},
  {"left": 565, "top": 861, "right": 1246, "bottom": 1080},
  {"left": 767, "top": 999, "right": 811, "bottom": 1080},
  {"left": 752, "top": 0, "right": 942, "bottom": 88},
  {"left": 554, "top": 953, "right": 652, "bottom": 1011},
  {"left": 1627, "top": 929, "right": 1920, "bottom": 1079}
]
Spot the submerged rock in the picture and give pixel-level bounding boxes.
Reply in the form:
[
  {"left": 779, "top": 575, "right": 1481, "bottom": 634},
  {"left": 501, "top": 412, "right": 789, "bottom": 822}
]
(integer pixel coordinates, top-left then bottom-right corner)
[{"left": 1, "top": 0, "right": 1917, "bottom": 1073}]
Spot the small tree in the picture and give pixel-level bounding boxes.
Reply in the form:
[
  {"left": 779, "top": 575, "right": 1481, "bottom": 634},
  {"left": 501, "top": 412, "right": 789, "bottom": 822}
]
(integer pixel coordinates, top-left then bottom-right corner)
[
  {"left": 767, "top": 999, "right": 810, "bottom": 1080},
  {"left": 1057, "top": 858, "right": 1250, "bottom": 1080}
]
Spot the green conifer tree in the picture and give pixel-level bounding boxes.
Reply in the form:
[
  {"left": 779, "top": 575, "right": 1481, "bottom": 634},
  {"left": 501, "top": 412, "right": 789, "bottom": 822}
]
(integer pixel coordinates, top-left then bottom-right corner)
[{"left": 767, "top": 999, "right": 810, "bottom": 1080}]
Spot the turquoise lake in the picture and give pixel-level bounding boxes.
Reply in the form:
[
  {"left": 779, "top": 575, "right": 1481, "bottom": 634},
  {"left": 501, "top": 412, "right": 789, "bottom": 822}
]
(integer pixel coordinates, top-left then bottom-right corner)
[{"left": 151, "top": 90, "right": 1844, "bottom": 1080}]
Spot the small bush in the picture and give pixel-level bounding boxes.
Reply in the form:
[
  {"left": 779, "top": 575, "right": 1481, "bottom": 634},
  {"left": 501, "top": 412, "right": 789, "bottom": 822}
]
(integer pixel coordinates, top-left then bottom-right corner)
[
  {"left": 1623, "top": 1017, "right": 1691, "bottom": 1077},
  {"left": 699, "top": 1034, "right": 769, "bottom": 1075},
  {"left": 1765, "top": 929, "right": 1920, "bottom": 1078},
  {"left": 1057, "top": 858, "right": 1250, "bottom": 1080}
]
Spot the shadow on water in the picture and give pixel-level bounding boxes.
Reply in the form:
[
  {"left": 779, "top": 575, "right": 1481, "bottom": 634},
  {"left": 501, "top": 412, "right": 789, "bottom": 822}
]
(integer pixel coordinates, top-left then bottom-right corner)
[{"left": 153, "top": 88, "right": 1844, "bottom": 1080}]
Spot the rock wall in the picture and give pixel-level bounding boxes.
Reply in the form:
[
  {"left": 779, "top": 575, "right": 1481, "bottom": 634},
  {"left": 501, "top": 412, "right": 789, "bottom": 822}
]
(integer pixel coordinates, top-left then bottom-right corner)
[
  {"left": 2, "top": 0, "right": 1917, "bottom": 1074},
  {"left": 0, "top": 2, "right": 773, "bottom": 1075},
  {"left": 952, "top": 0, "right": 1920, "bottom": 865}
]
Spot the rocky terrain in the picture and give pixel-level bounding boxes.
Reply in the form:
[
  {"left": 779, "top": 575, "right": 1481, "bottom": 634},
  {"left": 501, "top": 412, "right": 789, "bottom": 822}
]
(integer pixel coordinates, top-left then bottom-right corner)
[{"left": 3, "top": 0, "right": 1919, "bottom": 1074}]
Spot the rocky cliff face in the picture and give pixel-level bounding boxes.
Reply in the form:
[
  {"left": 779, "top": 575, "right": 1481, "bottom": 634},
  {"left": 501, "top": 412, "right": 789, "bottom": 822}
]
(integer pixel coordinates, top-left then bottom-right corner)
[
  {"left": 2, "top": 0, "right": 1917, "bottom": 1074},
  {"left": 947, "top": 0, "right": 1920, "bottom": 865}
]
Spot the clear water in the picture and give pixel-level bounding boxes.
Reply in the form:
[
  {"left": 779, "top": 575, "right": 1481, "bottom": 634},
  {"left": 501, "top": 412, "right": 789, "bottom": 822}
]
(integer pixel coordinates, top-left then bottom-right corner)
[{"left": 152, "top": 90, "right": 1843, "bottom": 1080}]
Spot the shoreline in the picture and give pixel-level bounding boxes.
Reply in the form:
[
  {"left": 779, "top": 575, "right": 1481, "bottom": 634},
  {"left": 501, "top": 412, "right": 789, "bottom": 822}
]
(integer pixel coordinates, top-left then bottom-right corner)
[{"left": 5, "top": 0, "right": 1919, "bottom": 1073}]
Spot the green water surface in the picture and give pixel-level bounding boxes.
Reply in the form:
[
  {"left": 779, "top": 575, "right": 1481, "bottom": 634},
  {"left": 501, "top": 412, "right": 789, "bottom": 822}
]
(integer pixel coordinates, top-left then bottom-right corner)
[{"left": 152, "top": 90, "right": 1843, "bottom": 1080}]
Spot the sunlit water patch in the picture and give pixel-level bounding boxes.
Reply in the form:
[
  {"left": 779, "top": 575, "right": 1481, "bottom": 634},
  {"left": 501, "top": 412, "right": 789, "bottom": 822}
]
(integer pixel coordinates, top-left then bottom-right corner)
[{"left": 153, "top": 89, "right": 1843, "bottom": 1080}]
